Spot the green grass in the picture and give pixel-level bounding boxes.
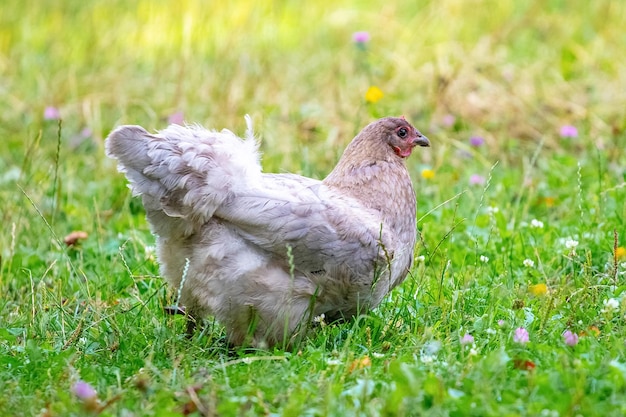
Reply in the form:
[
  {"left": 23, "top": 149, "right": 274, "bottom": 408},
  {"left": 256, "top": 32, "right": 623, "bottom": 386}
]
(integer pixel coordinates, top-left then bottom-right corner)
[{"left": 1, "top": 0, "right": 626, "bottom": 415}]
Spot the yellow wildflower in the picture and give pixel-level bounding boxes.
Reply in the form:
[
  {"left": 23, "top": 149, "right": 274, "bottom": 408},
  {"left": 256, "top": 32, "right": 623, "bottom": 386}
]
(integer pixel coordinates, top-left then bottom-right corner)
[
  {"left": 365, "top": 86, "right": 384, "bottom": 103},
  {"left": 616, "top": 246, "right": 626, "bottom": 260},
  {"left": 529, "top": 283, "right": 548, "bottom": 296},
  {"left": 349, "top": 355, "right": 372, "bottom": 372},
  {"left": 421, "top": 168, "right": 435, "bottom": 179}
]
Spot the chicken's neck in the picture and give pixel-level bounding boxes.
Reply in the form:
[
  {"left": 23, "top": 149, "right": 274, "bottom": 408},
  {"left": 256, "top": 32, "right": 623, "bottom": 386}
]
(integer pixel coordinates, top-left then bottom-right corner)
[{"left": 324, "top": 156, "right": 417, "bottom": 237}]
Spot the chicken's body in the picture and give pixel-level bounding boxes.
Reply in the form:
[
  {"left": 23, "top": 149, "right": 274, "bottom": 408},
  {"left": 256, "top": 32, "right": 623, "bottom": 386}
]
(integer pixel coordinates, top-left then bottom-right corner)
[{"left": 106, "top": 116, "right": 429, "bottom": 347}]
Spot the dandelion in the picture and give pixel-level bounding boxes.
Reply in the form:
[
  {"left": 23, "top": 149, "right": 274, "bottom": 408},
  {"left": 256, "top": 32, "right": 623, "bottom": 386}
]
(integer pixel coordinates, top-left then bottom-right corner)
[
  {"left": 479, "top": 255, "right": 489, "bottom": 263},
  {"left": 562, "top": 330, "right": 579, "bottom": 346},
  {"left": 529, "top": 283, "right": 548, "bottom": 296},
  {"left": 469, "top": 174, "right": 486, "bottom": 186},
  {"left": 460, "top": 333, "right": 474, "bottom": 345},
  {"left": 168, "top": 111, "right": 184, "bottom": 125},
  {"left": 530, "top": 219, "right": 544, "bottom": 229},
  {"left": 543, "top": 196, "right": 556, "bottom": 207},
  {"left": 601, "top": 298, "right": 620, "bottom": 313},
  {"left": 352, "top": 31, "right": 371, "bottom": 44},
  {"left": 44, "top": 106, "right": 61, "bottom": 120},
  {"left": 523, "top": 259, "right": 535, "bottom": 268},
  {"left": 513, "top": 327, "right": 530, "bottom": 344},
  {"left": 469, "top": 136, "right": 485, "bottom": 147},
  {"left": 560, "top": 125, "right": 578, "bottom": 138},
  {"left": 616, "top": 247, "right": 626, "bottom": 260},
  {"left": 364, "top": 86, "right": 384, "bottom": 103},
  {"left": 421, "top": 168, "right": 435, "bottom": 179}
]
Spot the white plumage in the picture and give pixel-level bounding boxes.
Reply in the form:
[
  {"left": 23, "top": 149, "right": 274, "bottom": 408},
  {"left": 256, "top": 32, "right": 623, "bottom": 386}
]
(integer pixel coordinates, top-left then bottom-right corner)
[{"left": 106, "top": 116, "right": 429, "bottom": 347}]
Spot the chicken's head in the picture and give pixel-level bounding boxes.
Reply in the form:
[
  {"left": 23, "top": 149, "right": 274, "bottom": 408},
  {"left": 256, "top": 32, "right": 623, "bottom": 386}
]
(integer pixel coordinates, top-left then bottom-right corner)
[{"left": 383, "top": 117, "right": 430, "bottom": 158}]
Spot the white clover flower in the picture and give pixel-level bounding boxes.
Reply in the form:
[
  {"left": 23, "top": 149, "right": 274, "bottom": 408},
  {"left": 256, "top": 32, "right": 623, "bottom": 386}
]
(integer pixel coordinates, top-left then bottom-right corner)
[
  {"left": 530, "top": 219, "right": 544, "bottom": 229},
  {"left": 421, "top": 354, "right": 436, "bottom": 364},
  {"left": 523, "top": 259, "right": 535, "bottom": 268},
  {"left": 601, "top": 298, "right": 620, "bottom": 313},
  {"left": 565, "top": 239, "right": 579, "bottom": 250},
  {"left": 144, "top": 245, "right": 156, "bottom": 260},
  {"left": 480, "top": 255, "right": 489, "bottom": 263},
  {"left": 313, "top": 313, "right": 326, "bottom": 326},
  {"left": 469, "top": 347, "right": 478, "bottom": 357}
]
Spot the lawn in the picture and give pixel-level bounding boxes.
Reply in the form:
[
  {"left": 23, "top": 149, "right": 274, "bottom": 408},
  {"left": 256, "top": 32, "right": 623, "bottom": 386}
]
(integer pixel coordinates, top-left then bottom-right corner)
[{"left": 1, "top": 0, "right": 625, "bottom": 415}]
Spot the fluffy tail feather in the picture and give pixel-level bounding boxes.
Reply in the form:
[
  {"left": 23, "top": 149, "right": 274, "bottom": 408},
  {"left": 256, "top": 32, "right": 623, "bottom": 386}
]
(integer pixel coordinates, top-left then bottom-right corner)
[{"left": 105, "top": 117, "right": 262, "bottom": 238}]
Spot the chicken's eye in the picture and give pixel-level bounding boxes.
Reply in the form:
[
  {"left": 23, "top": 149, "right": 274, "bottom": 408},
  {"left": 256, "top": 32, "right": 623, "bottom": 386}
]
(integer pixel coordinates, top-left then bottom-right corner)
[{"left": 397, "top": 127, "right": 408, "bottom": 138}]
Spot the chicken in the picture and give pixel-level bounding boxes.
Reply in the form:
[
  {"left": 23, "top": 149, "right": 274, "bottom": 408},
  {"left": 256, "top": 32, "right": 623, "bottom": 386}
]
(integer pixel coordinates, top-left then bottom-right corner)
[{"left": 106, "top": 116, "right": 429, "bottom": 347}]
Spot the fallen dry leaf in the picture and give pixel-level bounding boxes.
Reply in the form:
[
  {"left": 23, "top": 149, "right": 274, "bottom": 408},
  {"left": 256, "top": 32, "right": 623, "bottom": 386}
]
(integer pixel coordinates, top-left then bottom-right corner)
[{"left": 64, "top": 230, "right": 88, "bottom": 246}]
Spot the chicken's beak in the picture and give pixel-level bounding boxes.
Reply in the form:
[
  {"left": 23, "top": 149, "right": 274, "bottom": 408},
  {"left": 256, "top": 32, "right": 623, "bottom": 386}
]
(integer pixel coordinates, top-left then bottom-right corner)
[{"left": 413, "top": 134, "right": 430, "bottom": 147}]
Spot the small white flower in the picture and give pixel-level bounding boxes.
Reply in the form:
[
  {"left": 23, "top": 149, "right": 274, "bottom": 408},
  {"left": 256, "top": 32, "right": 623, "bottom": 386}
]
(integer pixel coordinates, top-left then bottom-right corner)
[
  {"left": 486, "top": 328, "right": 496, "bottom": 335},
  {"left": 486, "top": 206, "right": 499, "bottom": 215},
  {"left": 469, "top": 347, "right": 478, "bottom": 357},
  {"left": 313, "top": 314, "right": 326, "bottom": 326},
  {"left": 479, "top": 255, "right": 489, "bottom": 263},
  {"left": 415, "top": 255, "right": 426, "bottom": 263},
  {"left": 372, "top": 352, "right": 385, "bottom": 359},
  {"left": 523, "top": 259, "right": 535, "bottom": 268},
  {"left": 421, "top": 354, "right": 435, "bottom": 364},
  {"left": 565, "top": 239, "right": 579, "bottom": 250},
  {"left": 326, "top": 359, "right": 342, "bottom": 366},
  {"left": 530, "top": 219, "right": 544, "bottom": 229},
  {"left": 601, "top": 298, "right": 620, "bottom": 313},
  {"left": 144, "top": 245, "right": 156, "bottom": 260}
]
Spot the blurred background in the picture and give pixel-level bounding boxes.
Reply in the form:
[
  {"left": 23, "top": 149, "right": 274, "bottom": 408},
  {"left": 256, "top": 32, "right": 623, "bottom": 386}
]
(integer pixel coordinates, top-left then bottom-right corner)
[{"left": 2, "top": 0, "right": 624, "bottom": 170}]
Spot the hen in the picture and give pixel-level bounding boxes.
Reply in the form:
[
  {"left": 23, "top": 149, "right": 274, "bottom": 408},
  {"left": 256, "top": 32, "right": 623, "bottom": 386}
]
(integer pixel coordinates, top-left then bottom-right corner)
[{"left": 106, "top": 116, "right": 429, "bottom": 347}]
